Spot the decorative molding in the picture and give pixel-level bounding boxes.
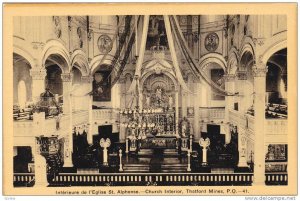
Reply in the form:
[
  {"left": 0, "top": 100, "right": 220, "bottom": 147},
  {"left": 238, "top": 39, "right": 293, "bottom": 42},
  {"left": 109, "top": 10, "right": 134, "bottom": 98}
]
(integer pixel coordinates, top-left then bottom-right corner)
[
  {"left": 31, "top": 42, "right": 45, "bottom": 50},
  {"left": 252, "top": 65, "right": 268, "bottom": 77},
  {"left": 253, "top": 38, "right": 265, "bottom": 46},
  {"left": 223, "top": 74, "right": 236, "bottom": 82},
  {"left": 81, "top": 76, "right": 93, "bottom": 83},
  {"left": 236, "top": 70, "right": 247, "bottom": 80},
  {"left": 204, "top": 32, "right": 219, "bottom": 52},
  {"left": 30, "top": 69, "right": 47, "bottom": 80},
  {"left": 97, "top": 35, "right": 113, "bottom": 54},
  {"left": 61, "top": 73, "right": 73, "bottom": 82}
]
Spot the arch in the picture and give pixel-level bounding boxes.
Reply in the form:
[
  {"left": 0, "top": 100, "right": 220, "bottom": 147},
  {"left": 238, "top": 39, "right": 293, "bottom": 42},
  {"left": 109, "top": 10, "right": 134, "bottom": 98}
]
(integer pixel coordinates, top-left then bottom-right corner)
[
  {"left": 13, "top": 45, "right": 35, "bottom": 68},
  {"left": 239, "top": 36, "right": 255, "bottom": 59},
  {"left": 71, "top": 49, "right": 90, "bottom": 76},
  {"left": 240, "top": 39, "right": 255, "bottom": 71},
  {"left": 228, "top": 47, "right": 239, "bottom": 74},
  {"left": 90, "top": 54, "right": 115, "bottom": 75},
  {"left": 41, "top": 40, "right": 71, "bottom": 73},
  {"left": 140, "top": 70, "right": 178, "bottom": 91},
  {"left": 198, "top": 53, "right": 227, "bottom": 71},
  {"left": 262, "top": 40, "right": 287, "bottom": 65}
]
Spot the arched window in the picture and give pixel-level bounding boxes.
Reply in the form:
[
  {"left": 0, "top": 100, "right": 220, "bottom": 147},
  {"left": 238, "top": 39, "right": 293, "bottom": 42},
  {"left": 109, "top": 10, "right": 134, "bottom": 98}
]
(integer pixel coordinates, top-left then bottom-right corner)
[{"left": 18, "top": 80, "right": 27, "bottom": 109}]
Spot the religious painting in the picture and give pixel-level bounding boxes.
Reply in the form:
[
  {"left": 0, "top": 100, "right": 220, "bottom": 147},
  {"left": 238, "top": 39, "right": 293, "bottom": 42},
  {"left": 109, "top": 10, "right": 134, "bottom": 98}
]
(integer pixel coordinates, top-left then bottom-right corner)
[
  {"left": 146, "top": 15, "right": 168, "bottom": 50},
  {"left": 92, "top": 71, "right": 111, "bottom": 101},
  {"left": 211, "top": 68, "right": 225, "bottom": 100}
]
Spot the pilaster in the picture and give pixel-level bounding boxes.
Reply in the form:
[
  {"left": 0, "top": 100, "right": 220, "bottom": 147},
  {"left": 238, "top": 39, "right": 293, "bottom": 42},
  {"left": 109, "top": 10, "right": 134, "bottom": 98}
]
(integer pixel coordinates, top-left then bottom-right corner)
[{"left": 30, "top": 69, "right": 47, "bottom": 102}]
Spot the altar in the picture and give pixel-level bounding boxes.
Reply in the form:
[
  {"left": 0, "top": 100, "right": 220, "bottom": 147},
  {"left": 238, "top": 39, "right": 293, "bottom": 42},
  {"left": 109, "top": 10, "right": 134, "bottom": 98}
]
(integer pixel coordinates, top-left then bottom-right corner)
[{"left": 140, "top": 135, "right": 177, "bottom": 149}]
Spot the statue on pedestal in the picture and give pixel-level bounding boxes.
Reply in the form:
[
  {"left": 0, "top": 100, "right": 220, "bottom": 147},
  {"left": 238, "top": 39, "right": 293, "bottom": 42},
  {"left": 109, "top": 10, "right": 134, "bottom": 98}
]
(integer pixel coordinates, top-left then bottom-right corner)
[
  {"left": 199, "top": 137, "right": 210, "bottom": 166},
  {"left": 100, "top": 138, "right": 111, "bottom": 166},
  {"left": 179, "top": 117, "right": 190, "bottom": 137}
]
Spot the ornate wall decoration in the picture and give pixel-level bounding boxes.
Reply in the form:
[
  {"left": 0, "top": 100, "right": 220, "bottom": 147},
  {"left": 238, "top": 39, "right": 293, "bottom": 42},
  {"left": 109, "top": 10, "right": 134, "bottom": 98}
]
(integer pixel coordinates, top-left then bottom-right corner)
[
  {"left": 179, "top": 16, "right": 187, "bottom": 25},
  {"left": 77, "top": 27, "right": 83, "bottom": 48},
  {"left": 187, "top": 107, "right": 194, "bottom": 117},
  {"left": 192, "top": 16, "right": 199, "bottom": 25},
  {"left": 97, "top": 35, "right": 113, "bottom": 54},
  {"left": 204, "top": 32, "right": 219, "bottom": 52},
  {"left": 53, "top": 16, "right": 62, "bottom": 39}
]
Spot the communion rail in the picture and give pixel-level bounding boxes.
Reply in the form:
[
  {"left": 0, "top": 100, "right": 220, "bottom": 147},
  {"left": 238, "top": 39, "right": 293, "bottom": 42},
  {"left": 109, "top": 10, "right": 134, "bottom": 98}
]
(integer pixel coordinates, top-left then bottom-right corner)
[{"left": 13, "top": 172, "right": 287, "bottom": 186}]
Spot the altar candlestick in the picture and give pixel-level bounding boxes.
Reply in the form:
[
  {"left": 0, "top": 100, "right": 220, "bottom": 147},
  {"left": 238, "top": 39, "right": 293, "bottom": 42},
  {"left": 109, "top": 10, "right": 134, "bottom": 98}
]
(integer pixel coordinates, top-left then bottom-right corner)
[
  {"left": 187, "top": 150, "right": 191, "bottom": 172},
  {"left": 119, "top": 149, "right": 123, "bottom": 172}
]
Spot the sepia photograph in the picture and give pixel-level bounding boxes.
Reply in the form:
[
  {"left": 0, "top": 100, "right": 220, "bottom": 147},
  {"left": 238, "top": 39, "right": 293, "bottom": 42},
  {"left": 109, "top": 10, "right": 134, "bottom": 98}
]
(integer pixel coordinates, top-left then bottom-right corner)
[{"left": 2, "top": 3, "right": 297, "bottom": 197}]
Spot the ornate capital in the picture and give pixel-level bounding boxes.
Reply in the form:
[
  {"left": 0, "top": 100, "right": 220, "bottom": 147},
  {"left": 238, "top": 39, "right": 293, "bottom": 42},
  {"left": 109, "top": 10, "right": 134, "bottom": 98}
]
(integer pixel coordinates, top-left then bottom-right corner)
[
  {"left": 253, "top": 38, "right": 265, "bottom": 46},
  {"left": 223, "top": 74, "right": 236, "bottom": 82},
  {"left": 252, "top": 65, "right": 268, "bottom": 77},
  {"left": 236, "top": 71, "right": 247, "bottom": 80},
  {"left": 81, "top": 76, "right": 93, "bottom": 83},
  {"left": 30, "top": 69, "right": 47, "bottom": 80},
  {"left": 61, "top": 73, "right": 73, "bottom": 82}
]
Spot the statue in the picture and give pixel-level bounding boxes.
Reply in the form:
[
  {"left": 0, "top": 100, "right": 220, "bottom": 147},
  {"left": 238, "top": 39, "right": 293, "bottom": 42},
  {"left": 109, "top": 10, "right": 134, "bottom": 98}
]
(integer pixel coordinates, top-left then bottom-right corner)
[
  {"left": 100, "top": 138, "right": 111, "bottom": 166},
  {"left": 146, "top": 95, "right": 151, "bottom": 108},
  {"left": 199, "top": 137, "right": 210, "bottom": 166},
  {"left": 179, "top": 117, "right": 190, "bottom": 137},
  {"left": 156, "top": 87, "right": 162, "bottom": 104},
  {"left": 168, "top": 95, "right": 173, "bottom": 108}
]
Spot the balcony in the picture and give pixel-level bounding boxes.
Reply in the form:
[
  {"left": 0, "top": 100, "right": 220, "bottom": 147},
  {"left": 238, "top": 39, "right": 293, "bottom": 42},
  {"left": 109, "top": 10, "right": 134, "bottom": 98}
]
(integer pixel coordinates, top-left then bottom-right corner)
[
  {"left": 200, "top": 107, "right": 225, "bottom": 120},
  {"left": 13, "top": 110, "right": 89, "bottom": 146}
]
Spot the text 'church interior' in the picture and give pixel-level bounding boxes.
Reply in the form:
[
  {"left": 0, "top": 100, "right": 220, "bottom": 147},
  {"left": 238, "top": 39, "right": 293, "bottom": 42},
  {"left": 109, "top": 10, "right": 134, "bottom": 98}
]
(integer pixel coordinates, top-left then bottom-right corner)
[{"left": 13, "top": 15, "right": 288, "bottom": 187}]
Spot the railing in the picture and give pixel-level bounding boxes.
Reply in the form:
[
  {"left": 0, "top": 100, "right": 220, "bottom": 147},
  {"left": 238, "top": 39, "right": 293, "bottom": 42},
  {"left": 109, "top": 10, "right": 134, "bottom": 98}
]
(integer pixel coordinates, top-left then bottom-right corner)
[
  {"left": 13, "top": 121, "right": 34, "bottom": 137},
  {"left": 51, "top": 173, "right": 253, "bottom": 186},
  {"left": 265, "top": 119, "right": 287, "bottom": 135},
  {"left": 265, "top": 173, "right": 288, "bottom": 185},
  {"left": 14, "top": 172, "right": 288, "bottom": 186},
  {"left": 13, "top": 173, "right": 35, "bottom": 187},
  {"left": 93, "top": 109, "right": 113, "bottom": 121},
  {"left": 14, "top": 110, "right": 89, "bottom": 138},
  {"left": 200, "top": 107, "right": 225, "bottom": 120}
]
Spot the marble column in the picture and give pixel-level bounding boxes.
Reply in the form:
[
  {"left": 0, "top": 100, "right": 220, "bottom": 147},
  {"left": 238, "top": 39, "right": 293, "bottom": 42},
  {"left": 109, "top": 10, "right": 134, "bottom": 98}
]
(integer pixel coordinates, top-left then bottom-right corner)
[
  {"left": 81, "top": 76, "right": 93, "bottom": 144},
  {"left": 252, "top": 64, "right": 267, "bottom": 185},
  {"left": 224, "top": 74, "right": 236, "bottom": 144},
  {"left": 30, "top": 69, "right": 47, "bottom": 103},
  {"left": 61, "top": 73, "right": 73, "bottom": 167}
]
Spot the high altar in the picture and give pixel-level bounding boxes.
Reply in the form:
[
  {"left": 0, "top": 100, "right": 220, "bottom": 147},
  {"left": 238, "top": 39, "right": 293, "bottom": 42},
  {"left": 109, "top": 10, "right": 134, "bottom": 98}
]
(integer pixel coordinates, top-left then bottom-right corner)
[{"left": 120, "top": 47, "right": 192, "bottom": 153}]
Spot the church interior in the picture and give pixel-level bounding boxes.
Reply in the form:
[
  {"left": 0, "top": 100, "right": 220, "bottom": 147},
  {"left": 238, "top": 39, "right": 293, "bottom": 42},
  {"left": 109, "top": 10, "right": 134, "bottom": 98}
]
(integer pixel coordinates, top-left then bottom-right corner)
[{"left": 13, "top": 15, "right": 288, "bottom": 187}]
